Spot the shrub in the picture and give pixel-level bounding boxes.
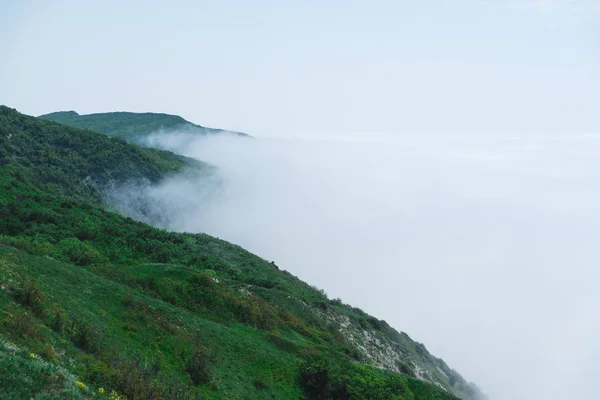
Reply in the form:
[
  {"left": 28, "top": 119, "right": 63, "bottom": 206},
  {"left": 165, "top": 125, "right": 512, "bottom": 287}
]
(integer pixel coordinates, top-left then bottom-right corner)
[
  {"left": 268, "top": 334, "right": 299, "bottom": 353},
  {"left": 121, "top": 292, "right": 134, "bottom": 307},
  {"left": 398, "top": 362, "right": 416, "bottom": 378},
  {"left": 299, "top": 350, "right": 331, "bottom": 399},
  {"left": 15, "top": 279, "right": 46, "bottom": 316},
  {"left": 299, "top": 348, "right": 412, "bottom": 400},
  {"left": 38, "top": 343, "right": 58, "bottom": 363},
  {"left": 48, "top": 303, "right": 66, "bottom": 333},
  {"left": 186, "top": 346, "right": 211, "bottom": 385},
  {"left": 5, "top": 310, "right": 45, "bottom": 340},
  {"left": 76, "top": 354, "right": 115, "bottom": 386},
  {"left": 329, "top": 298, "right": 344, "bottom": 307},
  {"left": 253, "top": 371, "right": 273, "bottom": 390},
  {"left": 314, "top": 301, "right": 329, "bottom": 311},
  {"left": 230, "top": 295, "right": 279, "bottom": 331},
  {"left": 70, "top": 319, "right": 104, "bottom": 354},
  {"left": 161, "top": 377, "right": 204, "bottom": 400},
  {"left": 111, "top": 356, "right": 161, "bottom": 399},
  {"left": 56, "top": 237, "right": 106, "bottom": 266}
]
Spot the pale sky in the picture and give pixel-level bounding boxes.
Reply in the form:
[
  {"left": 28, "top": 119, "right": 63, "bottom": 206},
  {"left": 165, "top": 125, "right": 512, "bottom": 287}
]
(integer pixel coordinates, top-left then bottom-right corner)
[{"left": 1, "top": 0, "right": 599, "bottom": 137}]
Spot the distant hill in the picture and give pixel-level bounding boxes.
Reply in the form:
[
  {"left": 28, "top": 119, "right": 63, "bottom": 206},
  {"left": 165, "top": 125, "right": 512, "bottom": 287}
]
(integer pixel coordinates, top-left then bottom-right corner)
[{"left": 39, "top": 110, "right": 250, "bottom": 142}]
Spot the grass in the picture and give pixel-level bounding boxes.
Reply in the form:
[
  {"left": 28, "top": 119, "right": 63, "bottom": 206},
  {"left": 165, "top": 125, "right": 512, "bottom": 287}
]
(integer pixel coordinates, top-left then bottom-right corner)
[
  {"left": 0, "top": 335, "right": 100, "bottom": 400},
  {"left": 0, "top": 246, "right": 305, "bottom": 399}
]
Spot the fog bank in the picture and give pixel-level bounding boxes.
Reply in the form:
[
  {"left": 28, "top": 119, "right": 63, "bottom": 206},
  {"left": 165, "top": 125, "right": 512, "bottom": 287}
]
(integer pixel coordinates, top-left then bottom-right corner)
[{"left": 122, "top": 131, "right": 600, "bottom": 400}]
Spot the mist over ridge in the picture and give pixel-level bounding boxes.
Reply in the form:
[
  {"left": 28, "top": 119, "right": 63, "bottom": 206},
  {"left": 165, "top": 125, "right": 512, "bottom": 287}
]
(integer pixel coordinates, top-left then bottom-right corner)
[{"left": 109, "top": 129, "right": 600, "bottom": 400}]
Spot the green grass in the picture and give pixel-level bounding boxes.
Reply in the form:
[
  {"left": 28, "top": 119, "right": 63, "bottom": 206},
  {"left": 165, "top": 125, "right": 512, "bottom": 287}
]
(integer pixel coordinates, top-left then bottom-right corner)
[
  {"left": 0, "top": 338, "right": 100, "bottom": 400},
  {"left": 0, "top": 246, "right": 304, "bottom": 399},
  {"left": 0, "top": 244, "right": 456, "bottom": 400}
]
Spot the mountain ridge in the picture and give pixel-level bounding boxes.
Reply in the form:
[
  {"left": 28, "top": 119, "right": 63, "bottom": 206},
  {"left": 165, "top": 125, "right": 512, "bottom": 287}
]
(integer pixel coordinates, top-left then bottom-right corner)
[
  {"left": 39, "top": 110, "right": 251, "bottom": 142},
  {"left": 1, "top": 105, "right": 486, "bottom": 400}
]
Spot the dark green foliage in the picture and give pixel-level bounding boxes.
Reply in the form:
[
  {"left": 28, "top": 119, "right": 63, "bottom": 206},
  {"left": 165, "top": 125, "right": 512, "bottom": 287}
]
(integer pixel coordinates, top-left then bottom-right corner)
[
  {"left": 398, "top": 362, "right": 417, "bottom": 378},
  {"left": 38, "top": 343, "right": 58, "bottom": 363},
  {"left": 15, "top": 278, "right": 46, "bottom": 316},
  {"left": 299, "top": 349, "right": 331, "bottom": 399},
  {"left": 407, "top": 378, "right": 463, "bottom": 400},
  {"left": 57, "top": 238, "right": 106, "bottom": 266},
  {"left": 48, "top": 303, "right": 66, "bottom": 333},
  {"left": 268, "top": 334, "right": 300, "bottom": 353},
  {"left": 4, "top": 310, "right": 46, "bottom": 340},
  {"left": 70, "top": 319, "right": 105, "bottom": 354},
  {"left": 299, "top": 349, "right": 419, "bottom": 400},
  {"left": 76, "top": 352, "right": 203, "bottom": 400},
  {"left": 0, "top": 105, "right": 206, "bottom": 205},
  {"left": 121, "top": 292, "right": 134, "bottom": 307},
  {"left": 186, "top": 345, "right": 212, "bottom": 385}
]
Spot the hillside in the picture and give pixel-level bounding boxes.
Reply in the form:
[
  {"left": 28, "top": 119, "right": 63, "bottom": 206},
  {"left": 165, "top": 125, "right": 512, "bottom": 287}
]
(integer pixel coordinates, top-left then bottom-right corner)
[
  {"left": 0, "top": 106, "right": 485, "bottom": 400},
  {"left": 39, "top": 110, "right": 250, "bottom": 143},
  {"left": 1, "top": 107, "right": 211, "bottom": 206}
]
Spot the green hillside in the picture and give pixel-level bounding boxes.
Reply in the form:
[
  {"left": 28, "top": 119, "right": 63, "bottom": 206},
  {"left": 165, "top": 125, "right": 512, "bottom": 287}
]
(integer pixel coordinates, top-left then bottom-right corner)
[
  {"left": 0, "top": 106, "right": 483, "bottom": 400},
  {"left": 1, "top": 107, "right": 209, "bottom": 206},
  {"left": 39, "top": 110, "right": 250, "bottom": 143}
]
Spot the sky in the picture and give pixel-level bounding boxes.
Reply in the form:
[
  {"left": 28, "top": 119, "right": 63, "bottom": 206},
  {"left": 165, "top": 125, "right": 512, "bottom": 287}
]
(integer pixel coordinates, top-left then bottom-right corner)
[
  {"left": 1, "top": 0, "right": 599, "bottom": 137},
  {"left": 3, "top": 1, "right": 600, "bottom": 400}
]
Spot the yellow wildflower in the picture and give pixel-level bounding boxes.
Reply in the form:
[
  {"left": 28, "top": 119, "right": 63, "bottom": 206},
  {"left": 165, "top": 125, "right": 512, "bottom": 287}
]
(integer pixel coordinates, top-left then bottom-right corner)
[
  {"left": 109, "top": 391, "right": 121, "bottom": 400},
  {"left": 98, "top": 387, "right": 105, "bottom": 394},
  {"left": 76, "top": 381, "right": 87, "bottom": 389},
  {"left": 29, "top": 353, "right": 35, "bottom": 359}
]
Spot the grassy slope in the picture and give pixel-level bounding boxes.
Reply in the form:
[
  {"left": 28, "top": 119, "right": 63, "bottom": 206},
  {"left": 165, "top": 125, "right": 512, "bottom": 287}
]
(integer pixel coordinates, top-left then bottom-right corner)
[
  {"left": 0, "top": 245, "right": 303, "bottom": 400},
  {"left": 0, "top": 106, "right": 466, "bottom": 399},
  {"left": 0, "top": 164, "right": 456, "bottom": 400},
  {"left": 39, "top": 110, "right": 249, "bottom": 142}
]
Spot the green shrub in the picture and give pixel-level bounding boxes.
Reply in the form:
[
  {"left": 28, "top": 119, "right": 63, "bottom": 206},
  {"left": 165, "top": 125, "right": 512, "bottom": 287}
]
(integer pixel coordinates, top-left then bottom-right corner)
[
  {"left": 5, "top": 310, "right": 46, "bottom": 340},
  {"left": 299, "top": 349, "right": 331, "bottom": 399},
  {"left": 38, "top": 343, "right": 58, "bottom": 363},
  {"left": 186, "top": 345, "right": 212, "bottom": 385},
  {"left": 230, "top": 295, "right": 279, "bottom": 331},
  {"left": 15, "top": 279, "right": 46, "bottom": 316},
  {"left": 268, "top": 334, "right": 299, "bottom": 353},
  {"left": 253, "top": 371, "right": 273, "bottom": 390},
  {"left": 48, "top": 303, "right": 66, "bottom": 333},
  {"left": 76, "top": 354, "right": 115, "bottom": 386},
  {"left": 398, "top": 362, "right": 416, "bottom": 378},
  {"left": 121, "top": 292, "right": 134, "bottom": 307},
  {"left": 70, "top": 319, "right": 104, "bottom": 354},
  {"left": 299, "top": 348, "right": 413, "bottom": 400},
  {"left": 185, "top": 346, "right": 211, "bottom": 385},
  {"left": 56, "top": 237, "right": 105, "bottom": 266}
]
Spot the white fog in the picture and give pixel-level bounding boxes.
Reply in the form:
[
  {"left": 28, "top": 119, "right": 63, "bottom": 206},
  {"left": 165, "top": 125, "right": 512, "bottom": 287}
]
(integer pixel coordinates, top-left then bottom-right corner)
[{"left": 106, "top": 130, "right": 600, "bottom": 400}]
